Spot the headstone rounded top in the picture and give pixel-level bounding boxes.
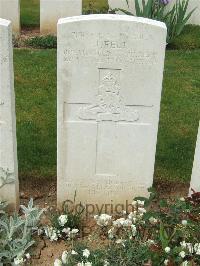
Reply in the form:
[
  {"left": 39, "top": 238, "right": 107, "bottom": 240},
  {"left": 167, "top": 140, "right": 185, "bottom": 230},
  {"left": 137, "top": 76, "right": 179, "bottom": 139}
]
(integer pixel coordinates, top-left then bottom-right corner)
[
  {"left": 58, "top": 14, "right": 167, "bottom": 30},
  {"left": 0, "top": 18, "right": 11, "bottom": 27}
]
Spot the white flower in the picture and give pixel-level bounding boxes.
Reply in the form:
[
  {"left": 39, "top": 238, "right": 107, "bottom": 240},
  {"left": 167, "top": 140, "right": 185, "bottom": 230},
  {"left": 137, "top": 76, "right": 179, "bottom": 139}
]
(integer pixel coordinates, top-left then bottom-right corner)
[
  {"left": 14, "top": 256, "right": 24, "bottom": 265},
  {"left": 149, "top": 217, "right": 158, "bottom": 225},
  {"left": 164, "top": 259, "right": 169, "bottom": 265},
  {"left": 58, "top": 214, "right": 68, "bottom": 226},
  {"left": 44, "top": 226, "right": 59, "bottom": 241},
  {"left": 83, "top": 249, "right": 90, "bottom": 258},
  {"left": 137, "top": 200, "right": 145, "bottom": 206},
  {"left": 131, "top": 224, "right": 137, "bottom": 236},
  {"left": 54, "top": 259, "right": 63, "bottom": 266},
  {"left": 165, "top": 247, "right": 171, "bottom": 253},
  {"left": 181, "top": 220, "right": 187, "bottom": 226},
  {"left": 180, "top": 197, "right": 185, "bottom": 202},
  {"left": 108, "top": 228, "right": 114, "bottom": 239},
  {"left": 77, "top": 262, "right": 84, "bottom": 266},
  {"left": 128, "top": 212, "right": 137, "bottom": 221},
  {"left": 71, "top": 250, "right": 78, "bottom": 255},
  {"left": 147, "top": 239, "right": 155, "bottom": 246},
  {"left": 61, "top": 251, "right": 68, "bottom": 264},
  {"left": 194, "top": 243, "right": 200, "bottom": 255},
  {"left": 138, "top": 207, "right": 146, "bottom": 214},
  {"left": 104, "top": 260, "right": 109, "bottom": 266},
  {"left": 25, "top": 253, "right": 31, "bottom": 259},
  {"left": 180, "top": 241, "right": 193, "bottom": 254},
  {"left": 179, "top": 251, "right": 186, "bottom": 258},
  {"left": 116, "top": 239, "right": 124, "bottom": 244},
  {"left": 94, "top": 214, "right": 112, "bottom": 227},
  {"left": 62, "top": 227, "right": 70, "bottom": 234},
  {"left": 180, "top": 241, "right": 187, "bottom": 248},
  {"left": 113, "top": 218, "right": 125, "bottom": 227},
  {"left": 122, "top": 210, "right": 126, "bottom": 215},
  {"left": 182, "top": 261, "right": 189, "bottom": 266},
  {"left": 71, "top": 228, "right": 79, "bottom": 234},
  {"left": 85, "top": 263, "right": 92, "bottom": 266}
]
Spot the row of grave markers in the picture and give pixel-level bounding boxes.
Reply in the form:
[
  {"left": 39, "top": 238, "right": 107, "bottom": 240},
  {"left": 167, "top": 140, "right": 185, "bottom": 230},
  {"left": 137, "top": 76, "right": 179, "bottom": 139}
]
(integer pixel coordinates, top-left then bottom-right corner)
[
  {"left": 0, "top": 0, "right": 200, "bottom": 35},
  {"left": 0, "top": 15, "right": 199, "bottom": 211}
]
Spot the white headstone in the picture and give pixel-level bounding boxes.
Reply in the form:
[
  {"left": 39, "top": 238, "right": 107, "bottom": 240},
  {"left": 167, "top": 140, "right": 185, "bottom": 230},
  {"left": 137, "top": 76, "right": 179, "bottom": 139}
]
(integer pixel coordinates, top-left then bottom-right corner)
[
  {"left": 0, "top": 18, "right": 19, "bottom": 210},
  {"left": 0, "top": 0, "right": 20, "bottom": 34},
  {"left": 108, "top": 0, "right": 135, "bottom": 14},
  {"left": 40, "top": 0, "right": 82, "bottom": 34},
  {"left": 189, "top": 122, "right": 200, "bottom": 195},
  {"left": 57, "top": 14, "right": 166, "bottom": 211}
]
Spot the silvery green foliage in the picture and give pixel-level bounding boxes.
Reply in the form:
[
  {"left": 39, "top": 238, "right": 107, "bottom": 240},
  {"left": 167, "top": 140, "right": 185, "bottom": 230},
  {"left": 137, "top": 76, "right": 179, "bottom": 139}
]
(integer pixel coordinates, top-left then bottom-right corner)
[
  {"left": 0, "top": 168, "right": 14, "bottom": 188},
  {"left": 0, "top": 199, "right": 45, "bottom": 265},
  {"left": 20, "top": 198, "right": 45, "bottom": 228},
  {"left": 0, "top": 200, "right": 8, "bottom": 215}
]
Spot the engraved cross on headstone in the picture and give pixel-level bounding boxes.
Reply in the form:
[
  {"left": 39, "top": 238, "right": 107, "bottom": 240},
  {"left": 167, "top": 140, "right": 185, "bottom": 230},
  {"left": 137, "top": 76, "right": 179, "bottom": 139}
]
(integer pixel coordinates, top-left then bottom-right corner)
[{"left": 64, "top": 68, "right": 153, "bottom": 178}]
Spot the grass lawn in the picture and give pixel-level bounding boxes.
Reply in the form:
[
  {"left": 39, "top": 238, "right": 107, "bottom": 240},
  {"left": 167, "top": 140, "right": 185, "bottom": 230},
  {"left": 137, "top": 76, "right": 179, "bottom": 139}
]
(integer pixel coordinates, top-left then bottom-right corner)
[
  {"left": 20, "top": 0, "right": 40, "bottom": 27},
  {"left": 14, "top": 49, "right": 200, "bottom": 182},
  {"left": 20, "top": 0, "right": 108, "bottom": 28}
]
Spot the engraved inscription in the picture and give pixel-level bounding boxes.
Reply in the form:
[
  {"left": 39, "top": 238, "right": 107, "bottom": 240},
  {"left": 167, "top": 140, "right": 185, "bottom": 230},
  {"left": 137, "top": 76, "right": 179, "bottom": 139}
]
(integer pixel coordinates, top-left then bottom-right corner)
[
  {"left": 63, "top": 31, "right": 157, "bottom": 64},
  {"left": 64, "top": 178, "right": 146, "bottom": 197},
  {"left": 79, "top": 69, "right": 139, "bottom": 122},
  {"left": 63, "top": 48, "right": 157, "bottom": 65}
]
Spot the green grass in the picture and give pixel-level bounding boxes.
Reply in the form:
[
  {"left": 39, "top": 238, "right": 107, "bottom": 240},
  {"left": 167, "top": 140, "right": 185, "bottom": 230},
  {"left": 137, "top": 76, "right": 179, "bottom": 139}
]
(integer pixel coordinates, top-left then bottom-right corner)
[
  {"left": 169, "top": 25, "right": 200, "bottom": 50},
  {"left": 14, "top": 49, "right": 56, "bottom": 178},
  {"left": 14, "top": 49, "right": 200, "bottom": 182},
  {"left": 20, "top": 0, "right": 40, "bottom": 28},
  {"left": 155, "top": 50, "right": 200, "bottom": 182}
]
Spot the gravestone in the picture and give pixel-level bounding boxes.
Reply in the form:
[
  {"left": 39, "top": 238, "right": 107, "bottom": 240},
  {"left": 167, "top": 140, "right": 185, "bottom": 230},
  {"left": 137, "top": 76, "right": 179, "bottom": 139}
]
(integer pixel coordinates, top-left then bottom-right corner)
[
  {"left": 0, "top": 18, "right": 19, "bottom": 209},
  {"left": 40, "top": 0, "right": 82, "bottom": 34},
  {"left": 166, "top": 0, "right": 200, "bottom": 25},
  {"left": 108, "top": 0, "right": 135, "bottom": 14},
  {"left": 189, "top": 122, "right": 200, "bottom": 195},
  {"left": 0, "top": 0, "right": 20, "bottom": 34},
  {"left": 57, "top": 14, "right": 167, "bottom": 211}
]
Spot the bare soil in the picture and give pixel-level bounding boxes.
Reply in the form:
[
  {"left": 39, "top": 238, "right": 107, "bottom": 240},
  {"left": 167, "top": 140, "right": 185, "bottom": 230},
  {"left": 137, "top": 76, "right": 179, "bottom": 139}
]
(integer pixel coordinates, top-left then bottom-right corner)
[{"left": 19, "top": 177, "right": 189, "bottom": 265}]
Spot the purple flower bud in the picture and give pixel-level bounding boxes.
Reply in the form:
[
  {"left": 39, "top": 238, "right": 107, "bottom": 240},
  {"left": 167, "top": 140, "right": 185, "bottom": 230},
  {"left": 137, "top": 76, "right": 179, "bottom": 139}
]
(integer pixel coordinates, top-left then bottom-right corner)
[{"left": 160, "top": 0, "right": 171, "bottom": 5}]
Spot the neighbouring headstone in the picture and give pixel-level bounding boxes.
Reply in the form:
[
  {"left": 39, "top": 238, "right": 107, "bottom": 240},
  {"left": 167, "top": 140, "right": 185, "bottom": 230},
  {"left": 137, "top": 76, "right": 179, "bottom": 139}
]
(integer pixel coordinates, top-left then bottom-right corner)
[
  {"left": 108, "top": 0, "right": 135, "bottom": 14},
  {"left": 40, "top": 0, "right": 82, "bottom": 34},
  {"left": 0, "top": 18, "right": 19, "bottom": 210},
  {"left": 0, "top": 0, "right": 20, "bottom": 34},
  {"left": 189, "top": 122, "right": 200, "bottom": 195},
  {"left": 57, "top": 14, "right": 167, "bottom": 212}
]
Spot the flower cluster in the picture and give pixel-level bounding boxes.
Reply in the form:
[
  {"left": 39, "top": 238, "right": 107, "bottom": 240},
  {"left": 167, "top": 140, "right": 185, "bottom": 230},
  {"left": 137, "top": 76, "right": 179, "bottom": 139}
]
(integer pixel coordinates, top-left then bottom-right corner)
[
  {"left": 44, "top": 214, "right": 79, "bottom": 241},
  {"left": 13, "top": 253, "right": 31, "bottom": 265},
  {"left": 54, "top": 249, "right": 92, "bottom": 266},
  {"left": 95, "top": 200, "right": 150, "bottom": 243},
  {"left": 53, "top": 193, "right": 200, "bottom": 266},
  {"left": 94, "top": 214, "right": 112, "bottom": 227}
]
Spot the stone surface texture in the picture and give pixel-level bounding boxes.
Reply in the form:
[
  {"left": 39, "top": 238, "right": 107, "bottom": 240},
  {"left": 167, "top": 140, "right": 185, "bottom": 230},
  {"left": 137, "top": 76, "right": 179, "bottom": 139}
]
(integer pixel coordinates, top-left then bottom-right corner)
[
  {"left": 40, "top": 0, "right": 82, "bottom": 34},
  {"left": 189, "top": 122, "right": 200, "bottom": 195},
  {"left": 0, "top": 0, "right": 20, "bottom": 33},
  {"left": 57, "top": 14, "right": 167, "bottom": 211},
  {"left": 0, "top": 18, "right": 19, "bottom": 209}
]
